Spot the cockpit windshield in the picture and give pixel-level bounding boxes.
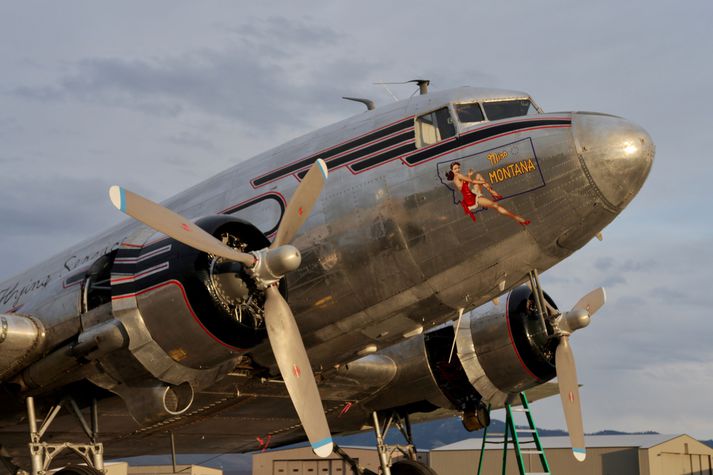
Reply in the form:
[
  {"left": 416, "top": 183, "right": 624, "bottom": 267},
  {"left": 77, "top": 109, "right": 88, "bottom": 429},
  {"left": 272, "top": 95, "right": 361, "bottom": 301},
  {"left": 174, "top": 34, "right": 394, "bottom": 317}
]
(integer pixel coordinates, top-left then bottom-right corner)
[
  {"left": 482, "top": 99, "right": 538, "bottom": 121},
  {"left": 454, "top": 103, "right": 485, "bottom": 123}
]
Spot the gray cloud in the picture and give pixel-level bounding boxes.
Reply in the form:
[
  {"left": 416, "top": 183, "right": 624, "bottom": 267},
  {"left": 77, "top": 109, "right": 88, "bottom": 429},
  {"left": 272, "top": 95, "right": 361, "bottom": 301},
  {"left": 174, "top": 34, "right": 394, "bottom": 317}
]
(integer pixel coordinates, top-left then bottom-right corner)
[
  {"left": 0, "top": 175, "right": 115, "bottom": 238},
  {"left": 594, "top": 256, "right": 614, "bottom": 272},
  {"left": 649, "top": 286, "right": 688, "bottom": 305},
  {"left": 0, "top": 117, "right": 21, "bottom": 137},
  {"left": 594, "top": 256, "right": 657, "bottom": 274},
  {"left": 601, "top": 274, "right": 626, "bottom": 288},
  {"left": 12, "top": 18, "right": 377, "bottom": 133},
  {"left": 166, "top": 131, "right": 219, "bottom": 153},
  {"left": 224, "top": 15, "right": 345, "bottom": 51}
]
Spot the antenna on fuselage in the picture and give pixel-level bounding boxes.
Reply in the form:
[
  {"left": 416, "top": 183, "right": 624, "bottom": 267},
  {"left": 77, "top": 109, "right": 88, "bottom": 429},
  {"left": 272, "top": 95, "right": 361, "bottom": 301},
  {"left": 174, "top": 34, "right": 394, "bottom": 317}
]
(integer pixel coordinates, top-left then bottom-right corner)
[
  {"left": 374, "top": 80, "right": 400, "bottom": 102},
  {"left": 411, "top": 79, "right": 430, "bottom": 95},
  {"left": 374, "top": 79, "right": 430, "bottom": 99},
  {"left": 342, "top": 97, "right": 375, "bottom": 111}
]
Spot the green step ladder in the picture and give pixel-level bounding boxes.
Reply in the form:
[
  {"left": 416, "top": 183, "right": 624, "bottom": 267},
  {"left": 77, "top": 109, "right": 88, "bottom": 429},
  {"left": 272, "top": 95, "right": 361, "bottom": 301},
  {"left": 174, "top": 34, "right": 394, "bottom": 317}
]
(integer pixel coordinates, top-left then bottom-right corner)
[{"left": 476, "top": 392, "right": 551, "bottom": 475}]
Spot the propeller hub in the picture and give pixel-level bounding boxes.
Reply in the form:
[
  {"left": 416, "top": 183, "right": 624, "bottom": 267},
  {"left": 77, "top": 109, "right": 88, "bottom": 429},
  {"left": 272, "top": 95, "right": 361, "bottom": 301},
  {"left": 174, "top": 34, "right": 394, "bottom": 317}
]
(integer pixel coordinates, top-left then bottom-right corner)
[
  {"left": 267, "top": 245, "right": 302, "bottom": 275},
  {"left": 564, "top": 308, "right": 591, "bottom": 332},
  {"left": 249, "top": 245, "right": 302, "bottom": 289}
]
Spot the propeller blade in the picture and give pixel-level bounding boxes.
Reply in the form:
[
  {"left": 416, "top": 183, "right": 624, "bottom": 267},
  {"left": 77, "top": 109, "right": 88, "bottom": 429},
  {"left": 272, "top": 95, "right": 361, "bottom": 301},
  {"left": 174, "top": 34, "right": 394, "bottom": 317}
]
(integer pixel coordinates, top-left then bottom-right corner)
[
  {"left": 271, "top": 159, "right": 328, "bottom": 249},
  {"left": 571, "top": 287, "right": 606, "bottom": 317},
  {"left": 263, "top": 285, "right": 333, "bottom": 457},
  {"left": 109, "top": 186, "right": 255, "bottom": 267},
  {"left": 555, "top": 335, "right": 586, "bottom": 461}
]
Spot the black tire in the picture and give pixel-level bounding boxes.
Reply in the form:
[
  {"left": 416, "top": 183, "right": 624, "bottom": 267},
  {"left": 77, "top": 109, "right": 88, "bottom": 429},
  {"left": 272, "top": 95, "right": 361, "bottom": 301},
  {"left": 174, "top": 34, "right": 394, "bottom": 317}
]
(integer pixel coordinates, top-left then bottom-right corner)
[
  {"left": 390, "top": 459, "right": 439, "bottom": 475},
  {"left": 55, "top": 466, "right": 103, "bottom": 475}
]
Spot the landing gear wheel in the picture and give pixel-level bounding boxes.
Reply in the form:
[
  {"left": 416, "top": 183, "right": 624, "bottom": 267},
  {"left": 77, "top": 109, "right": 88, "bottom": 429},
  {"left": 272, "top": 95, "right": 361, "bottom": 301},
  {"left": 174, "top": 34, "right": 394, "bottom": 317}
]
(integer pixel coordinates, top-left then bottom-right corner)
[
  {"left": 390, "top": 460, "right": 439, "bottom": 475},
  {"left": 55, "top": 466, "right": 103, "bottom": 475}
]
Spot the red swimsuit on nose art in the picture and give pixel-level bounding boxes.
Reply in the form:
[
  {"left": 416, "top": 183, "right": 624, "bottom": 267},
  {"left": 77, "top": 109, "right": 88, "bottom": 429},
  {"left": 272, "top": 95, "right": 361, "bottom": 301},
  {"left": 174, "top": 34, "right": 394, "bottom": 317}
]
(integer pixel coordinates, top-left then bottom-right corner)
[{"left": 459, "top": 181, "right": 481, "bottom": 222}]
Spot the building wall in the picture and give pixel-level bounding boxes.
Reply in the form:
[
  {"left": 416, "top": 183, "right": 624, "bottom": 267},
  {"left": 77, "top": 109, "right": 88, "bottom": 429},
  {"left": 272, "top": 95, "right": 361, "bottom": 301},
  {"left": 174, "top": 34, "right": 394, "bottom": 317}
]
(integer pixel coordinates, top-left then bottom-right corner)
[
  {"left": 104, "top": 462, "right": 129, "bottom": 475},
  {"left": 430, "top": 436, "right": 713, "bottom": 475},
  {"left": 252, "top": 447, "right": 429, "bottom": 475},
  {"left": 429, "top": 447, "right": 639, "bottom": 475},
  {"left": 252, "top": 447, "right": 382, "bottom": 475},
  {"left": 128, "top": 465, "right": 222, "bottom": 475},
  {"left": 641, "top": 436, "right": 713, "bottom": 475},
  {"left": 86, "top": 464, "right": 222, "bottom": 475}
]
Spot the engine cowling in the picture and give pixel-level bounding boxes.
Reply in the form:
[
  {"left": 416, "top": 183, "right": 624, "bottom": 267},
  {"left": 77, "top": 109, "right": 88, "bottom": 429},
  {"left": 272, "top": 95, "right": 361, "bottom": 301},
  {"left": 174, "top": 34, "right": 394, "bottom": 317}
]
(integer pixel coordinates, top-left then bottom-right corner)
[
  {"left": 110, "top": 215, "right": 279, "bottom": 369},
  {"left": 78, "top": 216, "right": 281, "bottom": 425},
  {"left": 337, "top": 285, "right": 558, "bottom": 429},
  {"left": 0, "top": 313, "right": 45, "bottom": 381},
  {"left": 454, "top": 285, "right": 557, "bottom": 407}
]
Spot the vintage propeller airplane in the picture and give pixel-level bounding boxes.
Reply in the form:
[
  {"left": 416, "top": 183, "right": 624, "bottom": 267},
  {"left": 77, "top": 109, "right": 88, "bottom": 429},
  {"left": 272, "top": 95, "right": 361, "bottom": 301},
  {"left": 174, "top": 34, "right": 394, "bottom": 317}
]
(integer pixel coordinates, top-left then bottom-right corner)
[{"left": 0, "top": 83, "right": 653, "bottom": 475}]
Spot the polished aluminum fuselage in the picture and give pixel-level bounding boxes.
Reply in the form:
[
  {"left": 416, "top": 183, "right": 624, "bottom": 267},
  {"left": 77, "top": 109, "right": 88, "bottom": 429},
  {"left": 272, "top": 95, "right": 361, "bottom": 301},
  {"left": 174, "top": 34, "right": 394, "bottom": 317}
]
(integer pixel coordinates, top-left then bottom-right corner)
[
  {"left": 0, "top": 87, "right": 651, "bottom": 371},
  {"left": 0, "top": 87, "right": 653, "bottom": 460}
]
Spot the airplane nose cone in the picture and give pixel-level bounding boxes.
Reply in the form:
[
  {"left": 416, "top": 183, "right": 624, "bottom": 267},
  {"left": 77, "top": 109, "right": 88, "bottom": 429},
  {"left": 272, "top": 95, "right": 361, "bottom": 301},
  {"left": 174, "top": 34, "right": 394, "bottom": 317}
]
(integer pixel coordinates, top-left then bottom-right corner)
[{"left": 572, "top": 113, "right": 654, "bottom": 210}]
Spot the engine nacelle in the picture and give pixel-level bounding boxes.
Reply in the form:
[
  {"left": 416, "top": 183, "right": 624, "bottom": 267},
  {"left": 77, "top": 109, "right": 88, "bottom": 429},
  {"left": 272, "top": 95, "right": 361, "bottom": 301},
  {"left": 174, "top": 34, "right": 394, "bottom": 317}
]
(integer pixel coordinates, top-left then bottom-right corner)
[
  {"left": 110, "top": 215, "right": 276, "bottom": 369},
  {"left": 0, "top": 314, "right": 45, "bottom": 381},
  {"left": 84, "top": 215, "right": 280, "bottom": 425},
  {"left": 456, "top": 285, "right": 557, "bottom": 407},
  {"left": 337, "top": 285, "right": 557, "bottom": 429}
]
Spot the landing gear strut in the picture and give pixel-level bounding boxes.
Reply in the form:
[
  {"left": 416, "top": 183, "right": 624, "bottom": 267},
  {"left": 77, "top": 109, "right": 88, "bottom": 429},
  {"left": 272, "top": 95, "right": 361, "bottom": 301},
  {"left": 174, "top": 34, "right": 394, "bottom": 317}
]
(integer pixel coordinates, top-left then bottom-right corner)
[
  {"left": 333, "top": 411, "right": 437, "bottom": 475},
  {"left": 371, "top": 411, "right": 437, "bottom": 475},
  {"left": 26, "top": 396, "right": 104, "bottom": 475},
  {"left": 333, "top": 445, "right": 377, "bottom": 475}
]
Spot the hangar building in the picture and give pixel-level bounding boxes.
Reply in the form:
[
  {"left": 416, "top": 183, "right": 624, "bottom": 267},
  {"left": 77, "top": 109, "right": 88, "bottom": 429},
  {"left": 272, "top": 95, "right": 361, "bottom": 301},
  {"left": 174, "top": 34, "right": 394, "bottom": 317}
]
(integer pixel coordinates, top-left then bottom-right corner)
[
  {"left": 430, "top": 434, "right": 713, "bottom": 475},
  {"left": 252, "top": 434, "right": 713, "bottom": 475}
]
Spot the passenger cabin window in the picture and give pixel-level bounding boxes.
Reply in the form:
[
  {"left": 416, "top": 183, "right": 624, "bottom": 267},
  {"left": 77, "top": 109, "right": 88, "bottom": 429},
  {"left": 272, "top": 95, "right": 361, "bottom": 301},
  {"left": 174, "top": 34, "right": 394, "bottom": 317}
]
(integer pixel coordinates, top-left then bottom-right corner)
[
  {"left": 416, "top": 107, "right": 456, "bottom": 147},
  {"left": 482, "top": 99, "right": 538, "bottom": 121},
  {"left": 454, "top": 103, "right": 485, "bottom": 123}
]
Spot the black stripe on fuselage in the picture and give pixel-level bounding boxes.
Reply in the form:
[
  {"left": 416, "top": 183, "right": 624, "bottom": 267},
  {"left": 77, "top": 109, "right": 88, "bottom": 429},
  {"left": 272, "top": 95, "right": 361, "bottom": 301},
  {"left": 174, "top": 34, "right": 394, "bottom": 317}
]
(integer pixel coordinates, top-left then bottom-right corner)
[
  {"left": 221, "top": 192, "right": 286, "bottom": 237},
  {"left": 350, "top": 143, "right": 418, "bottom": 172},
  {"left": 252, "top": 117, "right": 414, "bottom": 187},
  {"left": 345, "top": 118, "right": 570, "bottom": 172},
  {"left": 253, "top": 117, "right": 571, "bottom": 185},
  {"left": 62, "top": 270, "right": 86, "bottom": 289},
  {"left": 296, "top": 131, "right": 415, "bottom": 179},
  {"left": 404, "top": 119, "right": 571, "bottom": 166}
]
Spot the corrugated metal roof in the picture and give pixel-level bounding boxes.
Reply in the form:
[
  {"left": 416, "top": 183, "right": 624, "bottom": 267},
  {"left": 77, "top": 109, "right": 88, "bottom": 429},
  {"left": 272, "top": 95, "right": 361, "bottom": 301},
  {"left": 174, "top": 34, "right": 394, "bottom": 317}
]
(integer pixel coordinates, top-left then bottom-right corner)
[{"left": 433, "top": 434, "right": 682, "bottom": 451}]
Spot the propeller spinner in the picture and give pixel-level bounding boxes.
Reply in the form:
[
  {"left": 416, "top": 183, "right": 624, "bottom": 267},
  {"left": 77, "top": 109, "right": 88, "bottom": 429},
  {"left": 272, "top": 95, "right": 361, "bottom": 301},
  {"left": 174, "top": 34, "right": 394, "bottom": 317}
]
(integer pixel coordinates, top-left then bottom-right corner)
[{"left": 109, "top": 159, "right": 333, "bottom": 457}]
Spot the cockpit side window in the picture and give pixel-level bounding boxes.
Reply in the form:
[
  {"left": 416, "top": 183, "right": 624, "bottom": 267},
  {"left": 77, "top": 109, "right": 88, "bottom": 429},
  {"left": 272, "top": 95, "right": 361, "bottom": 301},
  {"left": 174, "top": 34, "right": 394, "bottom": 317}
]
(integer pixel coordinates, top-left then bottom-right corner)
[
  {"left": 416, "top": 107, "right": 456, "bottom": 147},
  {"left": 454, "top": 103, "right": 485, "bottom": 123},
  {"left": 482, "top": 99, "right": 538, "bottom": 121}
]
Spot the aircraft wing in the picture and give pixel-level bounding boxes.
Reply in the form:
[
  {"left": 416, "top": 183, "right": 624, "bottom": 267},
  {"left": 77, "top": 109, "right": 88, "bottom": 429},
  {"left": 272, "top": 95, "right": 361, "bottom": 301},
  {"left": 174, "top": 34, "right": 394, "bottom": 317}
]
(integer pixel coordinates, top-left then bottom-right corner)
[
  {"left": 515, "top": 382, "right": 560, "bottom": 405},
  {"left": 0, "top": 356, "right": 563, "bottom": 468}
]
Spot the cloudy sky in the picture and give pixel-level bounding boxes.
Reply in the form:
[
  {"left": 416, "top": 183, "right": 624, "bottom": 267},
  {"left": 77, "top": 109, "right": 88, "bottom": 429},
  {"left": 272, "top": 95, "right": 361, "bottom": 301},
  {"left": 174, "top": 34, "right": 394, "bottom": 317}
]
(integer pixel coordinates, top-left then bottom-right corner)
[{"left": 1, "top": 0, "right": 712, "bottom": 441}]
